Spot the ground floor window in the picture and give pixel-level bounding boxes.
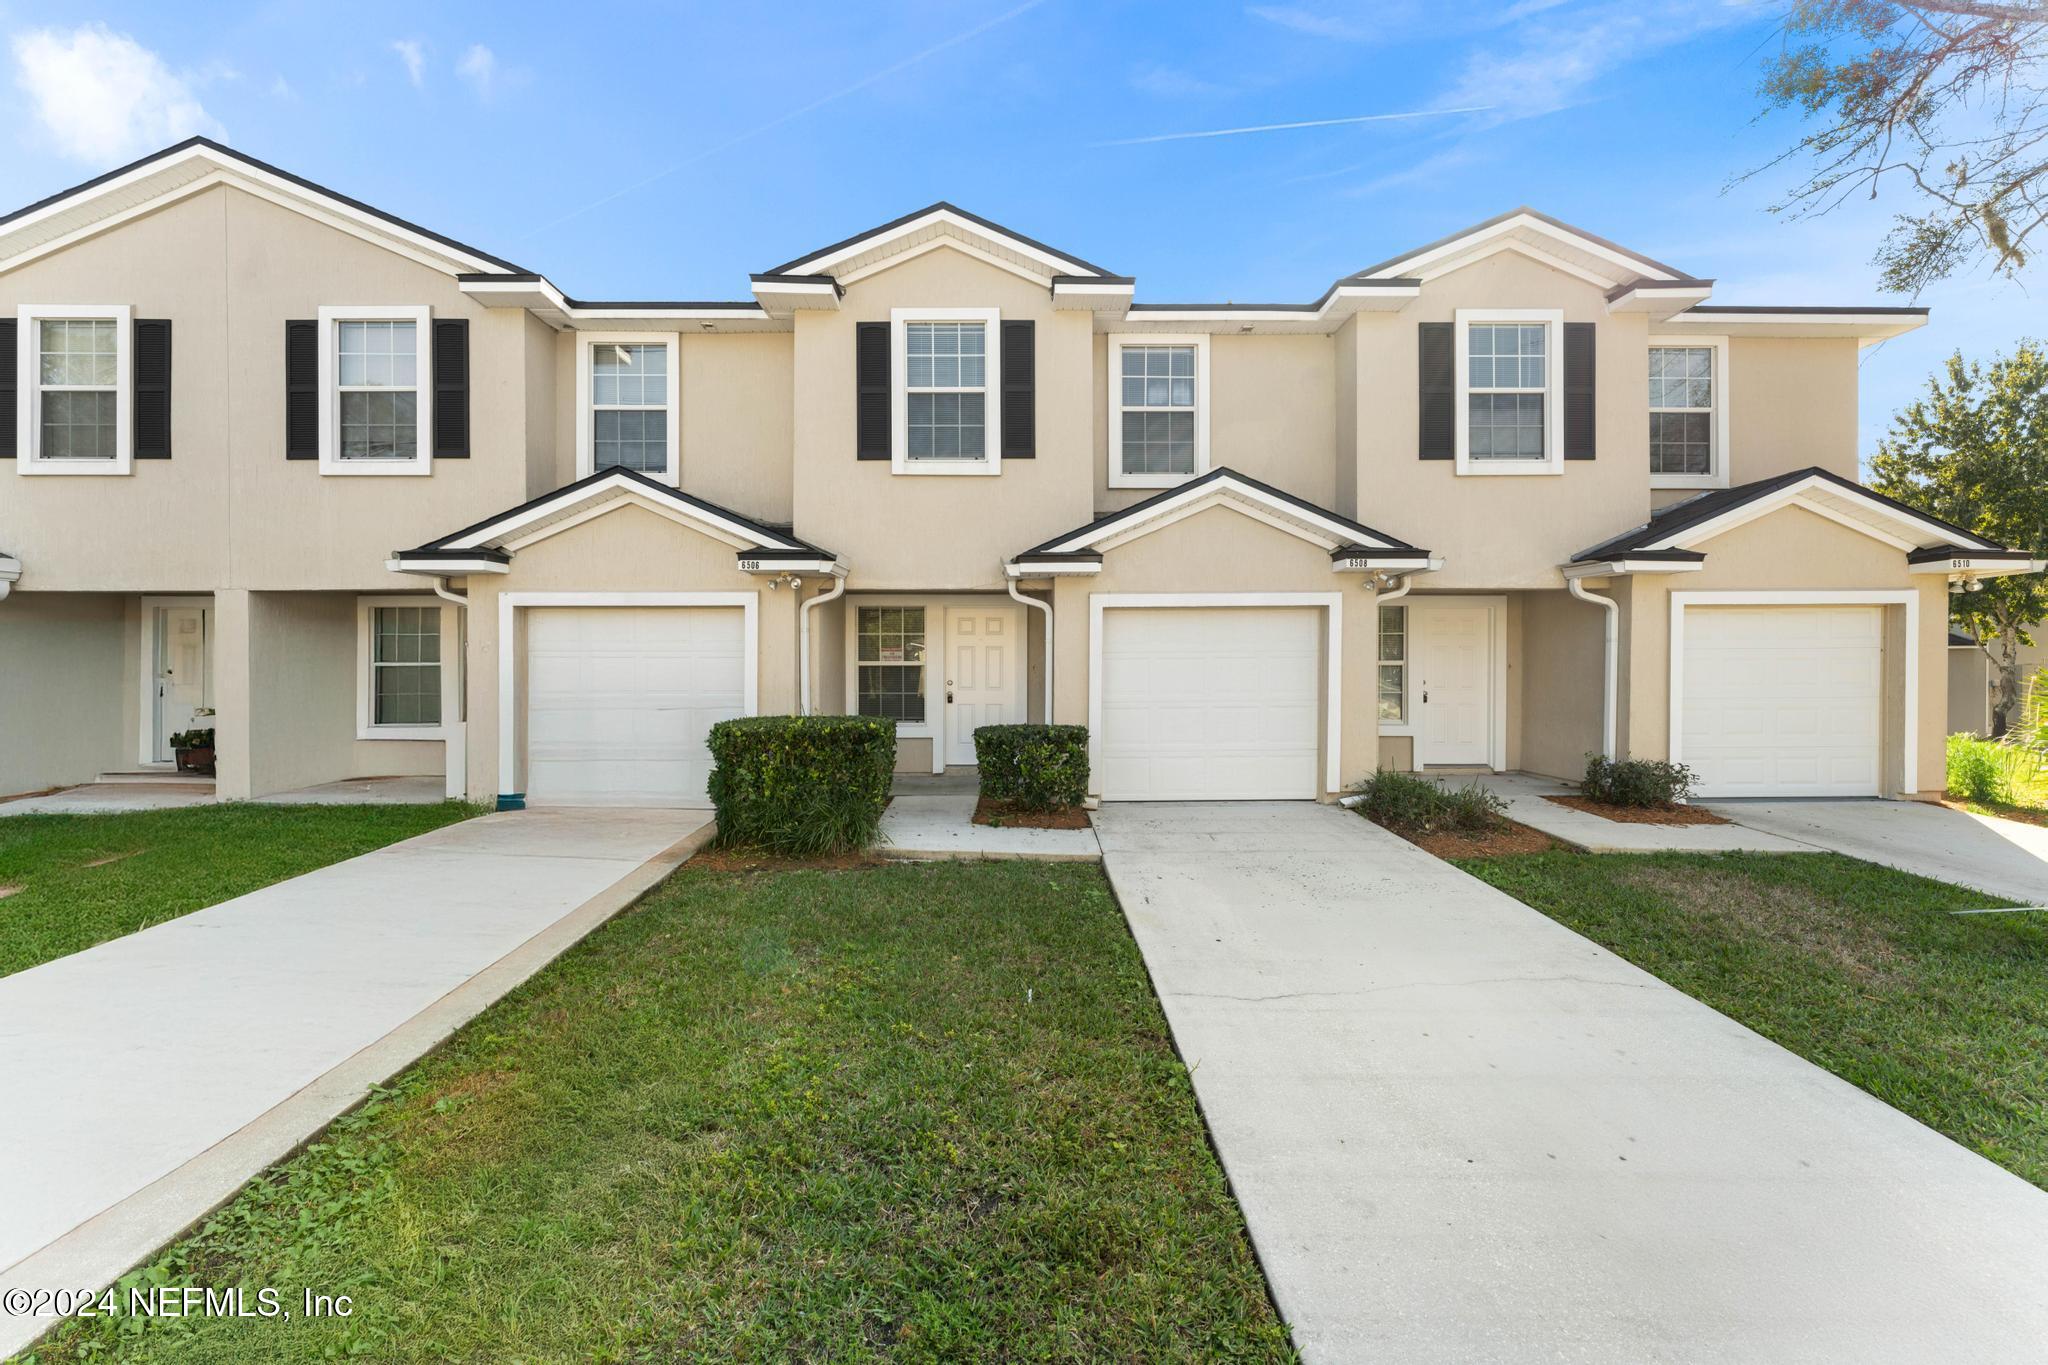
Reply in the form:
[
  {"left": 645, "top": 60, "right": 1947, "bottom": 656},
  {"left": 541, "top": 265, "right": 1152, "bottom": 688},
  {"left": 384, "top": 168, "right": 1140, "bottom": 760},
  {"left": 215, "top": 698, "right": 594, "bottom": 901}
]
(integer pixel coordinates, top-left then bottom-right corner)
[
  {"left": 1378, "top": 604, "right": 1406, "bottom": 722},
  {"left": 857, "top": 606, "right": 926, "bottom": 722},
  {"left": 358, "top": 598, "right": 443, "bottom": 733}
]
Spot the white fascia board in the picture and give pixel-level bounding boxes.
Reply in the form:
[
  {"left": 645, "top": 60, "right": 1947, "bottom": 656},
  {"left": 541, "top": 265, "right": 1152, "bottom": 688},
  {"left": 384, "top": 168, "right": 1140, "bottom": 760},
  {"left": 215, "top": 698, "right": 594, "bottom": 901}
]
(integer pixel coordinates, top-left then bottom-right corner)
[
  {"left": 1647, "top": 477, "right": 1997, "bottom": 554},
  {"left": 1331, "top": 552, "right": 1441, "bottom": 573},
  {"left": 1043, "top": 477, "right": 1400, "bottom": 555},
  {"left": 1364, "top": 212, "right": 1678, "bottom": 284},
  {"left": 458, "top": 276, "right": 774, "bottom": 328},
  {"left": 736, "top": 555, "right": 837, "bottom": 575},
  {"left": 749, "top": 279, "right": 840, "bottom": 314},
  {"left": 1659, "top": 310, "right": 1927, "bottom": 342},
  {"left": 779, "top": 207, "right": 1100, "bottom": 279},
  {"left": 1562, "top": 558, "right": 1707, "bottom": 578},
  {"left": 1006, "top": 559, "right": 1103, "bottom": 578},
  {"left": 1119, "top": 284, "right": 1418, "bottom": 333},
  {"left": 443, "top": 473, "right": 805, "bottom": 553},
  {"left": 1910, "top": 555, "right": 2046, "bottom": 578},
  {"left": 386, "top": 556, "right": 509, "bottom": 575},
  {"left": 1607, "top": 285, "right": 1713, "bottom": 315}
]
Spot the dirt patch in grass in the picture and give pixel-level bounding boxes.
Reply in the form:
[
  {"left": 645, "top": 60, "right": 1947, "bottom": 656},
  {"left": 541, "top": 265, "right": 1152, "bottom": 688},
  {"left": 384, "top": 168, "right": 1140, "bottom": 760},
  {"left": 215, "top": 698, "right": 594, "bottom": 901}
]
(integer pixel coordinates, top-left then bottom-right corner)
[
  {"left": 1615, "top": 863, "right": 1906, "bottom": 983},
  {"left": 1544, "top": 794, "right": 1730, "bottom": 826},
  {"left": 1944, "top": 797, "right": 2048, "bottom": 828},
  {"left": 0, "top": 884, "right": 19, "bottom": 901},
  {"left": 687, "top": 844, "right": 889, "bottom": 873},
  {"left": 1379, "top": 819, "right": 1560, "bottom": 859},
  {"left": 972, "top": 796, "right": 1092, "bottom": 829}
]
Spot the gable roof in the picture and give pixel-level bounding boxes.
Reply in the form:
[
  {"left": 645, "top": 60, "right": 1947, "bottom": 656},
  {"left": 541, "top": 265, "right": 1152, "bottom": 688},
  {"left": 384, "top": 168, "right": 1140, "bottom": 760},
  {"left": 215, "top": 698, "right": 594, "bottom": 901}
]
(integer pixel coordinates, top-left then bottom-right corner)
[
  {"left": 0, "top": 137, "right": 531, "bottom": 278},
  {"left": 1354, "top": 207, "right": 1694, "bottom": 290},
  {"left": 1571, "top": 467, "right": 2007, "bottom": 563},
  {"left": 759, "top": 201, "right": 1119, "bottom": 281},
  {"left": 394, "top": 467, "right": 832, "bottom": 569},
  {"left": 1012, "top": 467, "right": 1428, "bottom": 569}
]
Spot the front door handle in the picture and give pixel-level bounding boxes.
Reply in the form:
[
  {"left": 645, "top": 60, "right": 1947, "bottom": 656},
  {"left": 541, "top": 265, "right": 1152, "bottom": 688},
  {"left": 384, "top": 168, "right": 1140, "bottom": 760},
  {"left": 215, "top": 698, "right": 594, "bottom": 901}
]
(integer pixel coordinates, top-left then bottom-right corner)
[{"left": 946, "top": 691, "right": 955, "bottom": 703}]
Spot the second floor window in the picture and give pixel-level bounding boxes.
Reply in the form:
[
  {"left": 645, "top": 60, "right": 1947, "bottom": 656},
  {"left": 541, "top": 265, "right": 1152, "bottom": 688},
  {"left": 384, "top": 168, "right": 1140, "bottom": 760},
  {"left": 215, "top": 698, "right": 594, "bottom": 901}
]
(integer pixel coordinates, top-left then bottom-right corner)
[
  {"left": 337, "top": 320, "right": 417, "bottom": 460},
  {"left": 1467, "top": 323, "right": 1546, "bottom": 461},
  {"left": 905, "top": 321, "right": 986, "bottom": 462},
  {"left": 1647, "top": 338, "right": 1726, "bottom": 487},
  {"left": 17, "top": 304, "right": 133, "bottom": 476},
  {"left": 592, "top": 343, "right": 668, "bottom": 473},
  {"left": 1108, "top": 333, "right": 1210, "bottom": 489}
]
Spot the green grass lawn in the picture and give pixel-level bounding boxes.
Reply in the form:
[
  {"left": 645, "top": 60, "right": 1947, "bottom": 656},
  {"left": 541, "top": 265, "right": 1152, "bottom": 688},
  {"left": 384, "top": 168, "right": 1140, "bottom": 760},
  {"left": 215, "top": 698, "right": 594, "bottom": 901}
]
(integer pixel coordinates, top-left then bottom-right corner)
[
  {"left": 0, "top": 802, "right": 478, "bottom": 978},
  {"left": 24, "top": 862, "right": 1289, "bottom": 1364},
  {"left": 1459, "top": 850, "right": 2048, "bottom": 1189}
]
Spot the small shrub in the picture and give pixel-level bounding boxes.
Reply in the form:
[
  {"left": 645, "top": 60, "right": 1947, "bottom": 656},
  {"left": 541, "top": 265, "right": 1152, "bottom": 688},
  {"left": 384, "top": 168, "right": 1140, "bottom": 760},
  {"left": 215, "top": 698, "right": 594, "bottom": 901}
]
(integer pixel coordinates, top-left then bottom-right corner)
[
  {"left": 1947, "top": 732, "right": 2023, "bottom": 805},
  {"left": 975, "top": 724, "right": 1089, "bottom": 810},
  {"left": 1350, "top": 768, "right": 1506, "bottom": 834},
  {"left": 1580, "top": 755, "right": 1695, "bottom": 808},
  {"left": 705, "top": 715, "right": 895, "bottom": 855}
]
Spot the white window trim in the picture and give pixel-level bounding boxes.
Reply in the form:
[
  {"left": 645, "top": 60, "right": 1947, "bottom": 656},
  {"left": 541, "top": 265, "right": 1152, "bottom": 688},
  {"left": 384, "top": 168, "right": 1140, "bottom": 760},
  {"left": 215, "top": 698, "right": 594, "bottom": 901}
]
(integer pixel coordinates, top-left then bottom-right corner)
[
  {"left": 1374, "top": 596, "right": 1509, "bottom": 774},
  {"left": 1454, "top": 308, "right": 1564, "bottom": 477},
  {"left": 1376, "top": 603, "right": 1407, "bottom": 726},
  {"left": 891, "top": 306, "right": 1001, "bottom": 477},
  {"left": 1086, "top": 593, "right": 1344, "bottom": 797},
  {"left": 356, "top": 595, "right": 456, "bottom": 739},
  {"left": 1107, "top": 332, "right": 1211, "bottom": 490},
  {"left": 575, "top": 331, "right": 681, "bottom": 485},
  {"left": 1647, "top": 333, "right": 1731, "bottom": 490},
  {"left": 319, "top": 305, "right": 432, "bottom": 476},
  {"left": 16, "top": 303, "right": 133, "bottom": 476},
  {"left": 495, "top": 592, "right": 759, "bottom": 801},
  {"left": 843, "top": 595, "right": 939, "bottom": 753},
  {"left": 1669, "top": 590, "right": 1917, "bottom": 796}
]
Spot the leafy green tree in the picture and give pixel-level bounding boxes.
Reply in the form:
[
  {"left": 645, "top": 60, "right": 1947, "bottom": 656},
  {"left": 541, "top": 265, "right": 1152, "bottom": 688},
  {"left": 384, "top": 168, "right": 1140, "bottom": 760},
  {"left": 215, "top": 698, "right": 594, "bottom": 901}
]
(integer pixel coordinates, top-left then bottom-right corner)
[
  {"left": 1868, "top": 343, "right": 2048, "bottom": 730},
  {"left": 1751, "top": 0, "right": 2048, "bottom": 294}
]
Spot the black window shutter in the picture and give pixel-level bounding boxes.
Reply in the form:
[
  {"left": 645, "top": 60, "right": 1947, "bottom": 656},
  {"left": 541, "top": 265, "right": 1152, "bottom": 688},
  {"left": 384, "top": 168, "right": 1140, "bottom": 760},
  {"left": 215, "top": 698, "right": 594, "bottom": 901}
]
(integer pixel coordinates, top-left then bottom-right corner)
[
  {"left": 1418, "top": 322, "right": 1454, "bottom": 459},
  {"left": 0, "top": 320, "right": 15, "bottom": 459},
  {"left": 856, "top": 321, "right": 890, "bottom": 460},
  {"left": 133, "top": 319, "right": 172, "bottom": 459},
  {"left": 1001, "top": 319, "right": 1035, "bottom": 458},
  {"left": 433, "top": 318, "right": 469, "bottom": 458},
  {"left": 1563, "top": 322, "right": 1595, "bottom": 460},
  {"left": 285, "top": 319, "right": 318, "bottom": 459}
]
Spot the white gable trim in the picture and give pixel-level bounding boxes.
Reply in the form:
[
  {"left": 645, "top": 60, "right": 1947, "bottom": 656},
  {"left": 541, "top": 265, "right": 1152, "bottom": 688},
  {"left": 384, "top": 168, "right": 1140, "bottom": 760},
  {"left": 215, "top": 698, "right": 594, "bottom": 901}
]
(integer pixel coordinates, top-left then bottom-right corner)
[
  {"left": 838, "top": 235, "right": 1052, "bottom": 289},
  {"left": 0, "top": 145, "right": 514, "bottom": 279},
  {"left": 1363, "top": 210, "right": 1679, "bottom": 286},
  {"left": 1646, "top": 476, "right": 1999, "bottom": 555},
  {"left": 776, "top": 207, "right": 1099, "bottom": 279},
  {"left": 1039, "top": 473, "right": 1404, "bottom": 555},
  {"left": 1416, "top": 239, "right": 1618, "bottom": 289},
  {"left": 442, "top": 471, "right": 807, "bottom": 553}
]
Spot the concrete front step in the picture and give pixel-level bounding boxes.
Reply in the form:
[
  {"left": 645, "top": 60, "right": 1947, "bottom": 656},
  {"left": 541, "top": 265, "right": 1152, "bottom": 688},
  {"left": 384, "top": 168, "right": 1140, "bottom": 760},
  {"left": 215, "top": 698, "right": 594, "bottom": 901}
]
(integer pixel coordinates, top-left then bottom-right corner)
[{"left": 95, "top": 770, "right": 216, "bottom": 787}]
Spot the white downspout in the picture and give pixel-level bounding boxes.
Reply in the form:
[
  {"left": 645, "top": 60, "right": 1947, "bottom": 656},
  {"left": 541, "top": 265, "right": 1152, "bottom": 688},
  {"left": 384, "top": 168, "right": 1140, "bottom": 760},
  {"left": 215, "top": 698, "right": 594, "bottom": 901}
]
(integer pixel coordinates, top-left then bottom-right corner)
[
  {"left": 1007, "top": 576, "right": 1053, "bottom": 722},
  {"left": 799, "top": 571, "right": 848, "bottom": 715},
  {"left": 1376, "top": 572, "right": 1416, "bottom": 608},
  {"left": 431, "top": 578, "right": 468, "bottom": 800},
  {"left": 1568, "top": 576, "right": 1619, "bottom": 760}
]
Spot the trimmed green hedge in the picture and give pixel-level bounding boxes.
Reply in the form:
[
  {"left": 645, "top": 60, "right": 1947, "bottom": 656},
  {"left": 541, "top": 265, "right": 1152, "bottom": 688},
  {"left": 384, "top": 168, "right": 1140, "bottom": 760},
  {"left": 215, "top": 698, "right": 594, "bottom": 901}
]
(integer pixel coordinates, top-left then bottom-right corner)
[
  {"left": 975, "top": 724, "right": 1089, "bottom": 810},
  {"left": 706, "top": 715, "right": 896, "bottom": 855},
  {"left": 1580, "top": 754, "right": 1696, "bottom": 807}
]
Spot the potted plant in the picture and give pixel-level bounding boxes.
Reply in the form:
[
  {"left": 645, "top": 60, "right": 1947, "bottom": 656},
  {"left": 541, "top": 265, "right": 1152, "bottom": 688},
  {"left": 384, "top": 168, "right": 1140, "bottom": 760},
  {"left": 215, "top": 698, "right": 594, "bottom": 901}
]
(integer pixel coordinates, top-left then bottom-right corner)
[{"left": 169, "top": 727, "right": 216, "bottom": 775}]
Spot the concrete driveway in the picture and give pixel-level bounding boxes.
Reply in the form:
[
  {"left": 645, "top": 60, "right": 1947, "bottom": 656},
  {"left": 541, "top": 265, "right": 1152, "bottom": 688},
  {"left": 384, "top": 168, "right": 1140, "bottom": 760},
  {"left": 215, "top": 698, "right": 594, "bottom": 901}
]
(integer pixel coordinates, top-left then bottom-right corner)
[
  {"left": 1097, "top": 802, "right": 2048, "bottom": 1364},
  {"left": 1711, "top": 798, "right": 2048, "bottom": 904},
  {"left": 0, "top": 807, "right": 710, "bottom": 1358}
]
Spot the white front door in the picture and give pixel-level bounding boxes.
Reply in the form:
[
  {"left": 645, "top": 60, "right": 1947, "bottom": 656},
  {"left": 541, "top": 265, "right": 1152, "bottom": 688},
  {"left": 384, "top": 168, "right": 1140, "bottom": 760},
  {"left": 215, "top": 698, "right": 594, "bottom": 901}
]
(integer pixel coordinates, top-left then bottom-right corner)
[
  {"left": 524, "top": 606, "right": 747, "bottom": 806},
  {"left": 1414, "top": 604, "right": 1492, "bottom": 768},
  {"left": 153, "top": 605, "right": 210, "bottom": 762},
  {"left": 944, "top": 605, "right": 1022, "bottom": 767}
]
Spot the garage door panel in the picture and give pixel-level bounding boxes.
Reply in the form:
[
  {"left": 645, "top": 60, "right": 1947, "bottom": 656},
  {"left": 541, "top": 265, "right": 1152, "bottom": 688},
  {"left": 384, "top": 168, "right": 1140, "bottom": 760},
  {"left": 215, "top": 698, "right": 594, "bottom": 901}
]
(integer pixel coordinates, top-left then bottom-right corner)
[
  {"left": 525, "top": 606, "right": 746, "bottom": 808},
  {"left": 1681, "top": 606, "right": 1883, "bottom": 799},
  {"left": 1100, "top": 608, "right": 1320, "bottom": 801}
]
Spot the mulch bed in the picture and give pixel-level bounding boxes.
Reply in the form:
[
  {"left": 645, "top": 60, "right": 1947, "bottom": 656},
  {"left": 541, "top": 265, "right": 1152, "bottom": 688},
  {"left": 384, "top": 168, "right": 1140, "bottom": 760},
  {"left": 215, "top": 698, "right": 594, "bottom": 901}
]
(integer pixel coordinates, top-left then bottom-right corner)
[
  {"left": 1376, "top": 818, "right": 1560, "bottom": 859},
  {"left": 972, "top": 797, "right": 1092, "bottom": 829},
  {"left": 686, "top": 845, "right": 889, "bottom": 873},
  {"left": 1543, "top": 794, "right": 1730, "bottom": 826}
]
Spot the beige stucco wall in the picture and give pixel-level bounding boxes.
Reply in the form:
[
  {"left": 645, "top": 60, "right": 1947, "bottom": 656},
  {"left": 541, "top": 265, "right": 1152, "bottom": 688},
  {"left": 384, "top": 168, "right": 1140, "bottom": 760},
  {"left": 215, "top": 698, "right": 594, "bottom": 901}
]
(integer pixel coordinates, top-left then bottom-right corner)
[
  {"left": 1046, "top": 505, "right": 1376, "bottom": 800},
  {"left": 1726, "top": 337, "right": 1860, "bottom": 485},
  {"left": 791, "top": 247, "right": 1095, "bottom": 590},
  {"left": 457, "top": 502, "right": 797, "bottom": 802},
  {"left": 1947, "top": 646, "right": 1991, "bottom": 736},
  {"left": 0, "top": 185, "right": 553, "bottom": 593},
  {"left": 1614, "top": 505, "right": 1947, "bottom": 796},
  {"left": 0, "top": 592, "right": 128, "bottom": 793},
  {"left": 1519, "top": 588, "right": 1607, "bottom": 781}
]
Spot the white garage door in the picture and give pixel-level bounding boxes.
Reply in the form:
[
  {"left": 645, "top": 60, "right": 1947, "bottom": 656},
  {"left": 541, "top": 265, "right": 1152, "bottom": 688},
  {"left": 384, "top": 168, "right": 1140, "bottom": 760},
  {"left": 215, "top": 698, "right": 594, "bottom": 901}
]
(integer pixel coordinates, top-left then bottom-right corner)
[
  {"left": 1099, "top": 608, "right": 1320, "bottom": 800},
  {"left": 1680, "top": 605, "right": 1883, "bottom": 798},
  {"left": 524, "top": 606, "right": 747, "bottom": 807}
]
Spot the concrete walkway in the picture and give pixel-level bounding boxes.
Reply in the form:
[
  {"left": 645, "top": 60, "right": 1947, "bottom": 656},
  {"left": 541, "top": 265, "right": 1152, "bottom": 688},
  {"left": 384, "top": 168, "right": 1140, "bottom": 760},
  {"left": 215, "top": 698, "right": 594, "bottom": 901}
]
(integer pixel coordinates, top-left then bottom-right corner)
[
  {"left": 879, "top": 793, "right": 1100, "bottom": 861},
  {"left": 0, "top": 774, "right": 447, "bottom": 816},
  {"left": 1097, "top": 802, "right": 2048, "bottom": 1364},
  {"left": 1710, "top": 798, "right": 2048, "bottom": 905},
  {"left": 0, "top": 807, "right": 709, "bottom": 1357},
  {"left": 1472, "top": 773, "right": 1811, "bottom": 853}
]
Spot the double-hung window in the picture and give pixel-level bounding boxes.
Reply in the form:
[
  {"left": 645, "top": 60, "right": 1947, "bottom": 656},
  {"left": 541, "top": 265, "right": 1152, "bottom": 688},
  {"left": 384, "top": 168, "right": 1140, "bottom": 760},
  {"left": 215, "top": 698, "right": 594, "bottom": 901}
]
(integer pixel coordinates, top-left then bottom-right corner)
[
  {"left": 856, "top": 606, "right": 926, "bottom": 722},
  {"left": 1108, "top": 334, "right": 1209, "bottom": 488},
  {"left": 577, "top": 332, "right": 679, "bottom": 482},
  {"left": 890, "top": 308, "right": 999, "bottom": 475},
  {"left": 17, "top": 304, "right": 132, "bottom": 475},
  {"left": 318, "top": 306, "right": 432, "bottom": 475},
  {"left": 1647, "top": 336, "right": 1728, "bottom": 489},
  {"left": 1377, "top": 605, "right": 1407, "bottom": 722},
  {"left": 356, "top": 597, "right": 448, "bottom": 737},
  {"left": 1454, "top": 309, "right": 1563, "bottom": 475}
]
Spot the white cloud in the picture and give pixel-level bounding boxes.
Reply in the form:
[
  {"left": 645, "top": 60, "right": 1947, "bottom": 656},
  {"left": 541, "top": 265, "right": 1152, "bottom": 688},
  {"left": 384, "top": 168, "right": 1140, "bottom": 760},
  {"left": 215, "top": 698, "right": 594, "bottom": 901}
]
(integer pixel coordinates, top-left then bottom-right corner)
[
  {"left": 269, "top": 74, "right": 295, "bottom": 100},
  {"left": 1246, "top": 6, "right": 1370, "bottom": 41},
  {"left": 1438, "top": 1, "right": 1750, "bottom": 122},
  {"left": 391, "top": 38, "right": 426, "bottom": 88},
  {"left": 11, "top": 24, "right": 222, "bottom": 163},
  {"left": 456, "top": 44, "right": 495, "bottom": 98},
  {"left": 1129, "top": 62, "right": 1230, "bottom": 98}
]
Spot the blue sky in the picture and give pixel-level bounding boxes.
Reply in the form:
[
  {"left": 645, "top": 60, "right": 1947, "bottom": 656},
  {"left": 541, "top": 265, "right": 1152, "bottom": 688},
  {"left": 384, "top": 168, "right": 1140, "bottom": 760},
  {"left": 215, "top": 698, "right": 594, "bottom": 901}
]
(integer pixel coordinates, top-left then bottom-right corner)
[{"left": 0, "top": 1, "right": 2036, "bottom": 461}]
